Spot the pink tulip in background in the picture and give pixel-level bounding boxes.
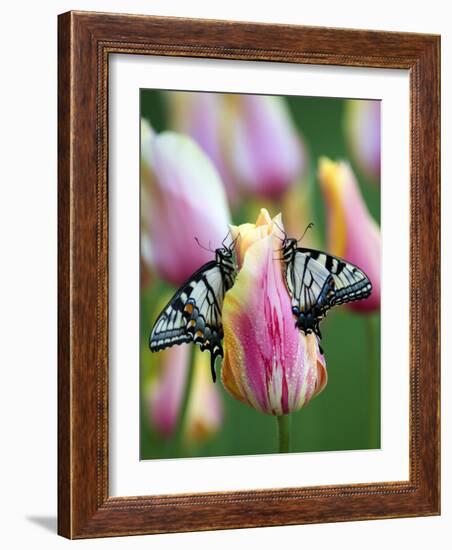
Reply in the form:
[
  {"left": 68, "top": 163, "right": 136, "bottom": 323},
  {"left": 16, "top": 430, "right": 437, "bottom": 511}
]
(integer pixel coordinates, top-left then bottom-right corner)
[
  {"left": 169, "top": 93, "right": 306, "bottom": 200},
  {"left": 141, "top": 121, "right": 231, "bottom": 287},
  {"left": 318, "top": 158, "right": 381, "bottom": 312},
  {"left": 169, "top": 92, "right": 239, "bottom": 204},
  {"left": 344, "top": 100, "right": 381, "bottom": 183},
  {"left": 221, "top": 209, "right": 327, "bottom": 415},
  {"left": 231, "top": 96, "right": 305, "bottom": 198},
  {"left": 148, "top": 344, "right": 190, "bottom": 438}
]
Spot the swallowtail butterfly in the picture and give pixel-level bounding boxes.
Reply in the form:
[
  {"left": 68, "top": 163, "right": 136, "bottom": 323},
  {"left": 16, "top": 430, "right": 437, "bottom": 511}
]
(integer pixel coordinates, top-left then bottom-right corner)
[
  {"left": 149, "top": 244, "right": 237, "bottom": 382},
  {"left": 282, "top": 234, "right": 372, "bottom": 340}
]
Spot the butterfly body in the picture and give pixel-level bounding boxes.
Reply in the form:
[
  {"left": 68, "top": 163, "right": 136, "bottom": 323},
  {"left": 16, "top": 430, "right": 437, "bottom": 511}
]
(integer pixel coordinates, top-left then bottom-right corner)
[
  {"left": 149, "top": 246, "right": 237, "bottom": 382},
  {"left": 282, "top": 237, "right": 372, "bottom": 339}
]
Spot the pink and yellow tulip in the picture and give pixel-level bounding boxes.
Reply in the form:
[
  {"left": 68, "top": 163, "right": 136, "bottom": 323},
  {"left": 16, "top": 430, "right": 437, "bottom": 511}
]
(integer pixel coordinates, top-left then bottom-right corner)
[
  {"left": 141, "top": 122, "right": 231, "bottom": 286},
  {"left": 221, "top": 209, "right": 327, "bottom": 415},
  {"left": 318, "top": 158, "right": 380, "bottom": 312},
  {"left": 230, "top": 95, "right": 305, "bottom": 198}
]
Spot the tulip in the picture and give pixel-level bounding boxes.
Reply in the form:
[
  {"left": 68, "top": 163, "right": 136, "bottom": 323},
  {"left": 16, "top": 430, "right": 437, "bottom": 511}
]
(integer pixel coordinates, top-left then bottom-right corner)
[
  {"left": 148, "top": 344, "right": 223, "bottom": 443},
  {"left": 148, "top": 344, "right": 190, "bottom": 438},
  {"left": 318, "top": 158, "right": 380, "bottom": 312},
  {"left": 140, "top": 124, "right": 231, "bottom": 286},
  {"left": 184, "top": 348, "right": 223, "bottom": 445},
  {"left": 148, "top": 345, "right": 223, "bottom": 446},
  {"left": 168, "top": 92, "right": 239, "bottom": 204},
  {"left": 146, "top": 288, "right": 223, "bottom": 442},
  {"left": 230, "top": 95, "right": 305, "bottom": 198},
  {"left": 169, "top": 92, "right": 305, "bottom": 200},
  {"left": 344, "top": 100, "right": 381, "bottom": 183},
  {"left": 221, "top": 209, "right": 327, "bottom": 416}
]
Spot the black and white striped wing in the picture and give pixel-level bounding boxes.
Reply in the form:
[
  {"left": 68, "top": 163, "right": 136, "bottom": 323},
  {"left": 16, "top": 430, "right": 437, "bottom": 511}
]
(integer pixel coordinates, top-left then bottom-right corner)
[
  {"left": 149, "top": 262, "right": 228, "bottom": 382},
  {"left": 285, "top": 252, "right": 336, "bottom": 316},
  {"left": 298, "top": 248, "right": 372, "bottom": 307}
]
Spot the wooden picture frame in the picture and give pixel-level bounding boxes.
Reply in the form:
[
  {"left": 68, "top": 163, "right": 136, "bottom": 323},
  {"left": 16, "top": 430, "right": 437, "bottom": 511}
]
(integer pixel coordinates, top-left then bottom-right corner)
[{"left": 58, "top": 10, "right": 440, "bottom": 538}]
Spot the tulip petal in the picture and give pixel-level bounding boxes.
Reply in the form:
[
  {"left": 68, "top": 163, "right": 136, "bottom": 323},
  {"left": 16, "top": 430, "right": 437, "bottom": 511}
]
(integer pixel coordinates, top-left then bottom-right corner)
[{"left": 141, "top": 130, "right": 231, "bottom": 286}]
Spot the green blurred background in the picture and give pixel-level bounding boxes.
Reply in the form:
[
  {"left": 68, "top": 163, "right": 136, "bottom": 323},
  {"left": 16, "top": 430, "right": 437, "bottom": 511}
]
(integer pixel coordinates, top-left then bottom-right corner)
[{"left": 140, "top": 89, "right": 380, "bottom": 460}]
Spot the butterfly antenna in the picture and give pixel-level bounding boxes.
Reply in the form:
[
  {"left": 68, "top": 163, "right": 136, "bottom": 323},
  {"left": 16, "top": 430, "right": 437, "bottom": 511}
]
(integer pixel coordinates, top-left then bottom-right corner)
[
  {"left": 221, "top": 229, "right": 233, "bottom": 248},
  {"left": 297, "top": 222, "right": 314, "bottom": 243},
  {"left": 194, "top": 237, "right": 215, "bottom": 253},
  {"left": 231, "top": 232, "right": 240, "bottom": 249}
]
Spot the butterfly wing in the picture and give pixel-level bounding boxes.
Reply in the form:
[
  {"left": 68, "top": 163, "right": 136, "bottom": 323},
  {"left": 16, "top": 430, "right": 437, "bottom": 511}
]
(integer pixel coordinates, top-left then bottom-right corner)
[
  {"left": 284, "top": 251, "right": 335, "bottom": 326},
  {"left": 298, "top": 248, "right": 372, "bottom": 306},
  {"left": 149, "top": 261, "right": 231, "bottom": 382},
  {"left": 284, "top": 247, "right": 372, "bottom": 337}
]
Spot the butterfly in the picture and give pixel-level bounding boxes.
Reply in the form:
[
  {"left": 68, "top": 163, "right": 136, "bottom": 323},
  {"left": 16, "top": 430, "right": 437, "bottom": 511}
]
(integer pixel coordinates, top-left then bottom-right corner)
[
  {"left": 149, "top": 243, "right": 237, "bottom": 382},
  {"left": 281, "top": 229, "right": 372, "bottom": 340}
]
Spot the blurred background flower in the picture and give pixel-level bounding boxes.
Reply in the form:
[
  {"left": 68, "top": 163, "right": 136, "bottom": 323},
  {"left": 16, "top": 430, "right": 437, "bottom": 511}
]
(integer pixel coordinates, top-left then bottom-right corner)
[
  {"left": 184, "top": 349, "right": 224, "bottom": 446},
  {"left": 147, "top": 343, "right": 190, "bottom": 439},
  {"left": 141, "top": 125, "right": 231, "bottom": 286},
  {"left": 318, "top": 157, "right": 380, "bottom": 312},
  {"left": 222, "top": 209, "right": 327, "bottom": 415},
  {"left": 146, "top": 344, "right": 223, "bottom": 446},
  {"left": 344, "top": 100, "right": 381, "bottom": 184},
  {"left": 229, "top": 95, "right": 306, "bottom": 198},
  {"left": 168, "top": 92, "right": 306, "bottom": 201},
  {"left": 168, "top": 92, "right": 239, "bottom": 204},
  {"left": 140, "top": 90, "right": 381, "bottom": 459}
]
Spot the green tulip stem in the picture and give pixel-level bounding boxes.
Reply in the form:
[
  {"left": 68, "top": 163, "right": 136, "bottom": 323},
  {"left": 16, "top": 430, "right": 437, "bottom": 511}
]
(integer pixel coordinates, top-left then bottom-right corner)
[
  {"left": 277, "top": 414, "right": 291, "bottom": 453},
  {"left": 174, "top": 348, "right": 197, "bottom": 456}
]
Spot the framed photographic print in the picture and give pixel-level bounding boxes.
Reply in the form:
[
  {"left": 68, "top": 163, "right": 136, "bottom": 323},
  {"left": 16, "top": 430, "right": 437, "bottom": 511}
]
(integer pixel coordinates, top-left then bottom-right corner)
[{"left": 58, "top": 11, "right": 440, "bottom": 538}]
